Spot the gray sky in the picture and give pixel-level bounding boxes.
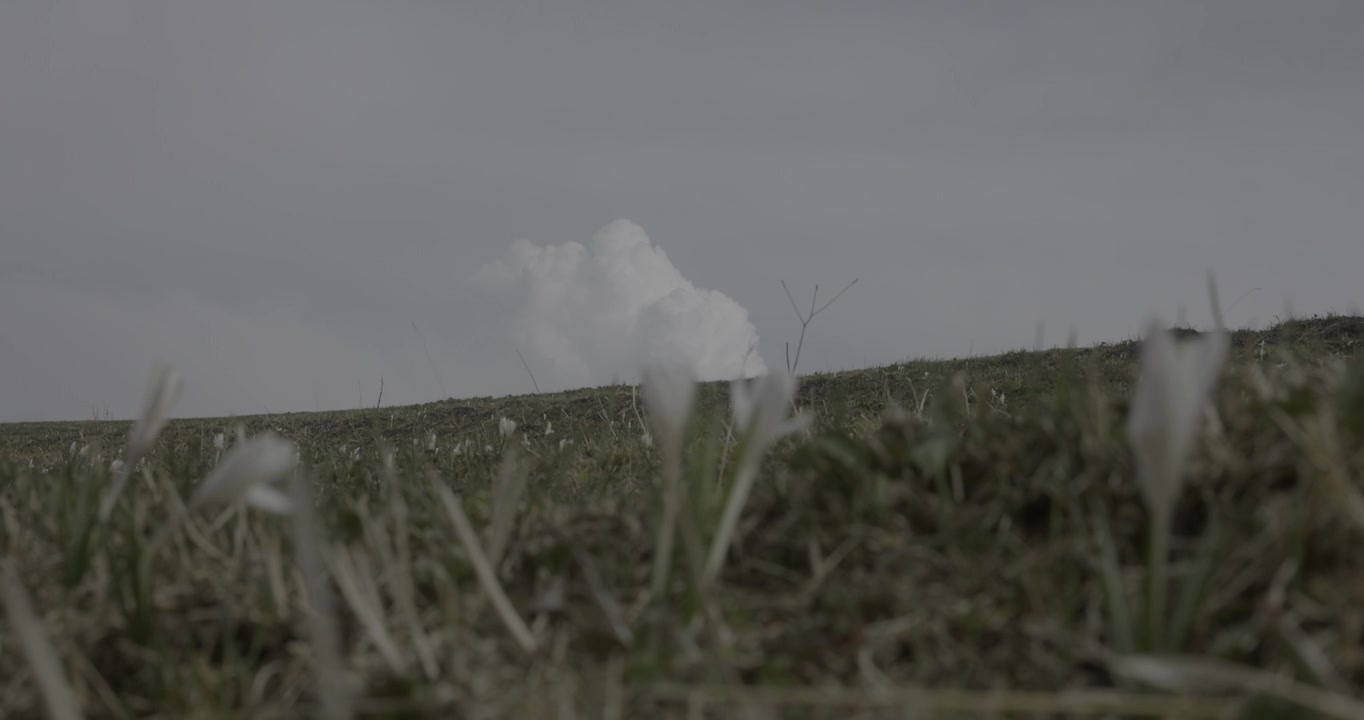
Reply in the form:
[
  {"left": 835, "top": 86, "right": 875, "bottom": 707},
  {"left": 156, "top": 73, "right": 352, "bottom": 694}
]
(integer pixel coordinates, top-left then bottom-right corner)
[{"left": 2, "top": 0, "right": 1362, "bottom": 422}]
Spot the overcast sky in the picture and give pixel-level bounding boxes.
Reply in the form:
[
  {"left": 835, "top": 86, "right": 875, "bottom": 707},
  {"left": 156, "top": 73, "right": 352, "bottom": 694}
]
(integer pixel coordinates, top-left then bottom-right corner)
[{"left": 2, "top": 0, "right": 1362, "bottom": 422}]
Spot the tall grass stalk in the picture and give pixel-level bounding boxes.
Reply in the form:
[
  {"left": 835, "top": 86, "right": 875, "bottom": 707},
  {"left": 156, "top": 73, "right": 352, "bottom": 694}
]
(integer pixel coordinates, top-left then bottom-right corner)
[
  {"left": 642, "top": 366, "right": 697, "bottom": 603},
  {"left": 703, "top": 371, "right": 807, "bottom": 586},
  {"left": 435, "top": 482, "right": 537, "bottom": 654},
  {"left": 289, "top": 471, "right": 352, "bottom": 720},
  {"left": 1, "top": 560, "right": 84, "bottom": 720},
  {"left": 5, "top": 313, "right": 1364, "bottom": 716}
]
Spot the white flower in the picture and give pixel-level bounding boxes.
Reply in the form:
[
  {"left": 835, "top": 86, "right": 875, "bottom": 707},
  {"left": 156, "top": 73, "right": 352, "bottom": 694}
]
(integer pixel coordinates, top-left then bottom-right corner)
[
  {"left": 642, "top": 364, "right": 696, "bottom": 457},
  {"left": 110, "top": 459, "right": 124, "bottom": 474},
  {"left": 544, "top": 421, "right": 554, "bottom": 437},
  {"left": 498, "top": 417, "right": 517, "bottom": 439},
  {"left": 427, "top": 432, "right": 437, "bottom": 451},
  {"left": 99, "top": 366, "right": 183, "bottom": 520},
  {"left": 452, "top": 440, "right": 463, "bottom": 456},
  {"left": 559, "top": 438, "right": 572, "bottom": 451},
  {"left": 1126, "top": 317, "right": 1229, "bottom": 517},
  {"left": 641, "top": 431, "right": 653, "bottom": 448},
  {"left": 213, "top": 432, "right": 225, "bottom": 451},
  {"left": 730, "top": 370, "right": 809, "bottom": 449},
  {"left": 189, "top": 431, "right": 297, "bottom": 515}
]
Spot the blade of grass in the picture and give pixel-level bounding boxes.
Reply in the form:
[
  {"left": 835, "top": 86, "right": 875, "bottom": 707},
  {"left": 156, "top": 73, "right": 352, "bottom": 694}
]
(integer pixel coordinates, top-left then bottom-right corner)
[
  {"left": 288, "top": 472, "right": 351, "bottom": 720},
  {"left": 1, "top": 559, "right": 86, "bottom": 720},
  {"left": 642, "top": 683, "right": 1240, "bottom": 717},
  {"left": 486, "top": 443, "right": 527, "bottom": 569},
  {"left": 434, "top": 481, "right": 537, "bottom": 654},
  {"left": 1166, "top": 517, "right": 1221, "bottom": 652},
  {"left": 1110, "top": 654, "right": 1364, "bottom": 720},
  {"left": 1090, "top": 506, "right": 1137, "bottom": 653}
]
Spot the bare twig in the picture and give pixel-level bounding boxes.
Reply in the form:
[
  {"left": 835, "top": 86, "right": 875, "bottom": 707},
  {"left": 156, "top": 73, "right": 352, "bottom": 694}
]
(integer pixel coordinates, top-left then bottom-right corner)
[
  {"left": 782, "top": 278, "right": 858, "bottom": 374},
  {"left": 515, "top": 348, "right": 541, "bottom": 394}
]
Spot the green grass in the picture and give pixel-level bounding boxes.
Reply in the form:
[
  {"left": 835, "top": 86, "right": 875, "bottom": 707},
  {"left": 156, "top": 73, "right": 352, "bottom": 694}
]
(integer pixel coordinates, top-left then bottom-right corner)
[{"left": 3, "top": 313, "right": 1364, "bottom": 718}]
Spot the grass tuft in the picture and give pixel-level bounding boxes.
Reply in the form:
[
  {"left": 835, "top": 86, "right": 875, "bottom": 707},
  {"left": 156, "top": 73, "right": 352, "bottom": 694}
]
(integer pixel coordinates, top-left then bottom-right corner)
[{"left": 3, "top": 314, "right": 1364, "bottom": 717}]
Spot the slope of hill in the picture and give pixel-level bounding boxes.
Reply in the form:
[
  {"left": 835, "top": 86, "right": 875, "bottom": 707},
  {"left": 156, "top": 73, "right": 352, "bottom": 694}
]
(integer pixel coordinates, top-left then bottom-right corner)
[{"left": 2, "top": 314, "right": 1363, "bottom": 717}]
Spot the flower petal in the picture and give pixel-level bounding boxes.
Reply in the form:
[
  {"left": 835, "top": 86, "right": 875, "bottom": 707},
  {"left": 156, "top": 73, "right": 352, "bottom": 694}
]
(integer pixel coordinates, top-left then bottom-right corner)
[
  {"left": 1126, "top": 318, "right": 1228, "bottom": 515},
  {"left": 190, "top": 432, "right": 297, "bottom": 511},
  {"left": 643, "top": 364, "right": 696, "bottom": 452},
  {"left": 244, "top": 484, "right": 294, "bottom": 515}
]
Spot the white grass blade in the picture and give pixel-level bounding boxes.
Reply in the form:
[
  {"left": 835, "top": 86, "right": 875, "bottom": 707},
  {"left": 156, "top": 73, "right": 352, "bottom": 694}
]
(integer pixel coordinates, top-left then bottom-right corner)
[
  {"left": 1111, "top": 654, "right": 1364, "bottom": 720},
  {"left": 127, "top": 366, "right": 183, "bottom": 464},
  {"left": 702, "top": 462, "right": 760, "bottom": 587},
  {"left": 642, "top": 683, "right": 1239, "bottom": 716},
  {"left": 99, "top": 366, "right": 182, "bottom": 521},
  {"left": 328, "top": 545, "right": 406, "bottom": 676},
  {"left": 642, "top": 364, "right": 698, "bottom": 601},
  {"left": 1, "top": 560, "right": 86, "bottom": 720},
  {"left": 486, "top": 443, "right": 527, "bottom": 569},
  {"left": 706, "top": 371, "right": 809, "bottom": 585},
  {"left": 573, "top": 545, "right": 633, "bottom": 647},
  {"left": 288, "top": 473, "right": 351, "bottom": 720},
  {"left": 434, "top": 482, "right": 537, "bottom": 654},
  {"left": 388, "top": 492, "right": 439, "bottom": 679}
]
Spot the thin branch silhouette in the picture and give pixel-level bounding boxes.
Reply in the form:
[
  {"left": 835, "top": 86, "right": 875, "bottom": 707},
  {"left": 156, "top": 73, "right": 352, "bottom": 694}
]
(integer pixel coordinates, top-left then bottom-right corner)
[
  {"left": 782, "top": 278, "right": 858, "bottom": 375},
  {"left": 515, "top": 349, "right": 541, "bottom": 394}
]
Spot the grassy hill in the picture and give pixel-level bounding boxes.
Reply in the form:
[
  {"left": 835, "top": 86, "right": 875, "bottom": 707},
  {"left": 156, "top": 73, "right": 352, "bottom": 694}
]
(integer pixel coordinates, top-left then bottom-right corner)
[{"left": 2, "top": 314, "right": 1363, "bottom": 718}]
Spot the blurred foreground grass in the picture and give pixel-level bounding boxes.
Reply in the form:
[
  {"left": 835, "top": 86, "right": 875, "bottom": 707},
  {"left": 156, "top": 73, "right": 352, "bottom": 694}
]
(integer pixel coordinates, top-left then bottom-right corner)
[{"left": 3, "top": 314, "right": 1364, "bottom": 719}]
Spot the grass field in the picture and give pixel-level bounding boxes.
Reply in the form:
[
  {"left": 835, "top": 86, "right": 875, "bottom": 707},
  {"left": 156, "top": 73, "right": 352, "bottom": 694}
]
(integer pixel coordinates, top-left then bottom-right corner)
[{"left": 3, "top": 314, "right": 1364, "bottom": 719}]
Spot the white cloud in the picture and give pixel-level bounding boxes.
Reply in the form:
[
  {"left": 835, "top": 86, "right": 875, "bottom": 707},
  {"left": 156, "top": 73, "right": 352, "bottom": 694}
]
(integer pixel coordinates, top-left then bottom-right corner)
[{"left": 476, "top": 220, "right": 765, "bottom": 389}]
